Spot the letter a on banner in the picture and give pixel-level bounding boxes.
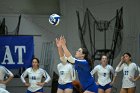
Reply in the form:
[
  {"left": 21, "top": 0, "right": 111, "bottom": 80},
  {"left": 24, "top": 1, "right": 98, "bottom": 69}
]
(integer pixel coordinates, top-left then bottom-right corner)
[{"left": 0, "top": 36, "right": 34, "bottom": 69}]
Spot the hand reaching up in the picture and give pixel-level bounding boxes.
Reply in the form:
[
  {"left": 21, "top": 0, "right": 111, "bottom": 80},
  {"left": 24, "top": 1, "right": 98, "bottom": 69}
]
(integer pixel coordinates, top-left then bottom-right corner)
[
  {"left": 55, "top": 38, "right": 61, "bottom": 48},
  {"left": 120, "top": 56, "right": 125, "bottom": 63},
  {"left": 60, "top": 36, "right": 66, "bottom": 47}
]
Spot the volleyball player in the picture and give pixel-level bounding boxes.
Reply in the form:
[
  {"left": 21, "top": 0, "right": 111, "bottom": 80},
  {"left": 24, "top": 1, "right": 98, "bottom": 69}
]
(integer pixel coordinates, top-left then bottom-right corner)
[
  {"left": 0, "top": 65, "right": 14, "bottom": 90},
  {"left": 20, "top": 58, "right": 51, "bottom": 93},
  {"left": 91, "top": 55, "right": 117, "bottom": 93},
  {"left": 56, "top": 36, "right": 98, "bottom": 93},
  {"left": 57, "top": 60, "right": 76, "bottom": 93},
  {"left": 56, "top": 37, "right": 76, "bottom": 93},
  {"left": 115, "top": 52, "right": 140, "bottom": 93}
]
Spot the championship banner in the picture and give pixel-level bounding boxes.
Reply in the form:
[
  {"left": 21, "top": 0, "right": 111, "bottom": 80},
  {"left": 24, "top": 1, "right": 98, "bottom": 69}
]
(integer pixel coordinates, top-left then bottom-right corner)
[{"left": 0, "top": 36, "right": 34, "bottom": 69}]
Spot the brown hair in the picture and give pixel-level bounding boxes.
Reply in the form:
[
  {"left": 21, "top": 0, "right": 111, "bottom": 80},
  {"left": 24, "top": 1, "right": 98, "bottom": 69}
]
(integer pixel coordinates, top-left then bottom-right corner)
[
  {"left": 82, "top": 48, "right": 93, "bottom": 70},
  {"left": 32, "top": 57, "right": 40, "bottom": 63},
  {"left": 32, "top": 57, "right": 40, "bottom": 68},
  {"left": 72, "top": 80, "right": 83, "bottom": 93}
]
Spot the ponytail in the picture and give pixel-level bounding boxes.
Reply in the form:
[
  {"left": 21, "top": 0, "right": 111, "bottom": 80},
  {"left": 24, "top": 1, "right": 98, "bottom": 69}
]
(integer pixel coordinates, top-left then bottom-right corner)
[{"left": 82, "top": 48, "right": 93, "bottom": 70}]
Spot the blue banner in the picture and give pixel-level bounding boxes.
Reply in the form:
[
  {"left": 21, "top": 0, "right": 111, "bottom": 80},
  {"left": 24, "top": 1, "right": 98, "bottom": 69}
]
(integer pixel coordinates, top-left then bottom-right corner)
[{"left": 0, "top": 36, "right": 34, "bottom": 69}]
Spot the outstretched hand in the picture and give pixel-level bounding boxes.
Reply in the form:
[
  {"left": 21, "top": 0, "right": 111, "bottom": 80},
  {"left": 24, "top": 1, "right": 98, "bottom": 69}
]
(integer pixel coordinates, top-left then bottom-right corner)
[
  {"left": 55, "top": 38, "right": 61, "bottom": 48},
  {"left": 56, "top": 36, "right": 67, "bottom": 48},
  {"left": 60, "top": 36, "right": 66, "bottom": 47}
]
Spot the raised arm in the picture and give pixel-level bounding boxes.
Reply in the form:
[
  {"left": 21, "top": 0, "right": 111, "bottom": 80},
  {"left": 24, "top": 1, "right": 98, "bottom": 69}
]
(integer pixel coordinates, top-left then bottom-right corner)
[
  {"left": 56, "top": 38, "right": 64, "bottom": 57},
  {"left": 60, "top": 36, "right": 72, "bottom": 58},
  {"left": 115, "top": 56, "right": 124, "bottom": 72},
  {"left": 56, "top": 37, "right": 67, "bottom": 63},
  {"left": 60, "top": 36, "right": 75, "bottom": 63}
]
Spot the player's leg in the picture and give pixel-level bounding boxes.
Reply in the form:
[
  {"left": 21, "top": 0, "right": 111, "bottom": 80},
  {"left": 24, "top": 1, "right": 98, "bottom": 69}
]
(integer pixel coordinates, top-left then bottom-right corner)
[
  {"left": 104, "top": 83, "right": 112, "bottom": 93},
  {"left": 120, "top": 88, "right": 127, "bottom": 93},
  {"left": 128, "top": 87, "right": 136, "bottom": 93},
  {"left": 57, "top": 84, "right": 64, "bottom": 93},
  {"left": 64, "top": 83, "right": 73, "bottom": 93},
  {"left": 64, "top": 89, "right": 73, "bottom": 93},
  {"left": 57, "top": 88, "right": 64, "bottom": 93},
  {"left": 98, "top": 88, "right": 105, "bottom": 93}
]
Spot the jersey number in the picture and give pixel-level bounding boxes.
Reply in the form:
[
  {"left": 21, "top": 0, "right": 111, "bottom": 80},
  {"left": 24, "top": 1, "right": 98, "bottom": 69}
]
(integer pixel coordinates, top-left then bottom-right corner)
[
  {"left": 60, "top": 71, "right": 64, "bottom": 75},
  {"left": 124, "top": 71, "right": 129, "bottom": 75},
  {"left": 32, "top": 76, "right": 36, "bottom": 80},
  {"left": 103, "top": 73, "right": 106, "bottom": 77}
]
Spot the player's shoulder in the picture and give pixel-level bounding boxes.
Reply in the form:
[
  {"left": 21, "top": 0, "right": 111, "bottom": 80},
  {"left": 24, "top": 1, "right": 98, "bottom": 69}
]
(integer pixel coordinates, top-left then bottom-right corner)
[
  {"left": 94, "top": 65, "right": 101, "bottom": 70},
  {"left": 95, "top": 65, "right": 101, "bottom": 68},
  {"left": 0, "top": 65, "right": 5, "bottom": 69},
  {"left": 25, "top": 67, "right": 32, "bottom": 72},
  {"left": 131, "top": 62, "right": 138, "bottom": 67},
  {"left": 106, "top": 64, "right": 114, "bottom": 70},
  {"left": 131, "top": 62, "right": 136, "bottom": 65},
  {"left": 0, "top": 65, "right": 9, "bottom": 71},
  {"left": 38, "top": 68, "right": 45, "bottom": 71},
  {"left": 57, "top": 63, "right": 63, "bottom": 67},
  {"left": 107, "top": 64, "right": 113, "bottom": 68}
]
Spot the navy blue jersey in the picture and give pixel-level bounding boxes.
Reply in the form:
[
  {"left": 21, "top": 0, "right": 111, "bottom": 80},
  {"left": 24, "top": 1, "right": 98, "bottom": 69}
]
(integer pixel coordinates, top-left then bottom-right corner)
[{"left": 74, "top": 59, "right": 95, "bottom": 90}]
